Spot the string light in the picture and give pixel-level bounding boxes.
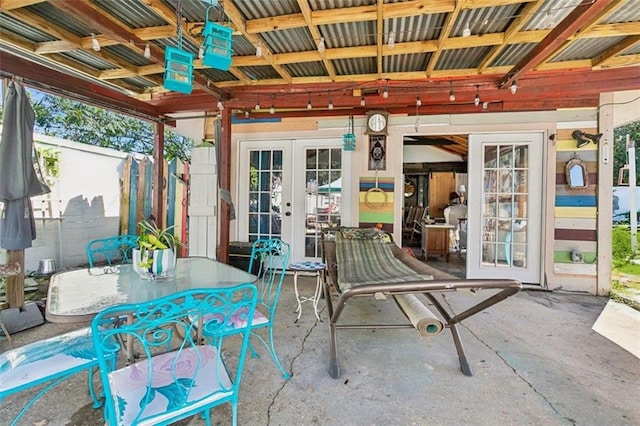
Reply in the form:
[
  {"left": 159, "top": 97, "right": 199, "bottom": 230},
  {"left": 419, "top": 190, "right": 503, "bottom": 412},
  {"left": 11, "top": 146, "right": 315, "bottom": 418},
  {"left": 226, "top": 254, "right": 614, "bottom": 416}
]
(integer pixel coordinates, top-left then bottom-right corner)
[
  {"left": 387, "top": 32, "right": 395, "bottom": 49},
  {"left": 482, "top": 101, "right": 488, "bottom": 110},
  {"left": 217, "top": 100, "right": 224, "bottom": 111},
  {"left": 307, "top": 92, "right": 312, "bottom": 110},
  {"left": 474, "top": 85, "right": 480, "bottom": 106},
  {"left": 382, "top": 87, "right": 388, "bottom": 99},
  {"left": 244, "top": 110, "right": 250, "bottom": 118},
  {"left": 328, "top": 92, "right": 334, "bottom": 110},
  {"left": 255, "top": 95, "right": 260, "bottom": 111},
  {"left": 449, "top": 81, "right": 456, "bottom": 102},
  {"left": 198, "top": 43, "right": 205, "bottom": 59},
  {"left": 510, "top": 80, "right": 518, "bottom": 95},
  {"left": 360, "top": 96, "right": 366, "bottom": 107},
  {"left": 91, "top": 34, "right": 100, "bottom": 51},
  {"left": 317, "top": 37, "right": 325, "bottom": 53},
  {"left": 416, "top": 96, "right": 421, "bottom": 107},
  {"left": 269, "top": 95, "right": 275, "bottom": 114},
  {"left": 462, "top": 23, "right": 471, "bottom": 38},
  {"left": 256, "top": 41, "right": 262, "bottom": 58},
  {"left": 143, "top": 43, "right": 151, "bottom": 59}
]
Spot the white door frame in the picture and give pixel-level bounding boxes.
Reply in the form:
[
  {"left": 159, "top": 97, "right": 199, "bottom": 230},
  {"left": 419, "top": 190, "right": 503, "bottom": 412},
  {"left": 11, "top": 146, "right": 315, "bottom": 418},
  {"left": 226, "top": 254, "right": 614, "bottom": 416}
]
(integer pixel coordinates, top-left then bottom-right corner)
[{"left": 467, "top": 132, "right": 544, "bottom": 284}]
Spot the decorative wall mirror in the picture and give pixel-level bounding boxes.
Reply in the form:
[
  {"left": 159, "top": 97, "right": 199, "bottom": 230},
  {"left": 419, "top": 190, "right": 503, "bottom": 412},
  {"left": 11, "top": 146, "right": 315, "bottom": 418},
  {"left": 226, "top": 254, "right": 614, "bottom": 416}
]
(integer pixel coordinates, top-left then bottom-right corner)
[
  {"left": 404, "top": 179, "right": 416, "bottom": 197},
  {"left": 565, "top": 156, "right": 588, "bottom": 189}
]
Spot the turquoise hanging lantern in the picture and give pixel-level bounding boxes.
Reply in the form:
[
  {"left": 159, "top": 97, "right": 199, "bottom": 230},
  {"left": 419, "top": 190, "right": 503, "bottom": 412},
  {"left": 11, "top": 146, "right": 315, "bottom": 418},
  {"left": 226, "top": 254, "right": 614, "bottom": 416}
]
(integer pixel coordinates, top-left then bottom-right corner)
[
  {"left": 163, "top": 2, "right": 193, "bottom": 94},
  {"left": 343, "top": 115, "right": 356, "bottom": 151},
  {"left": 202, "top": 5, "right": 233, "bottom": 71}
]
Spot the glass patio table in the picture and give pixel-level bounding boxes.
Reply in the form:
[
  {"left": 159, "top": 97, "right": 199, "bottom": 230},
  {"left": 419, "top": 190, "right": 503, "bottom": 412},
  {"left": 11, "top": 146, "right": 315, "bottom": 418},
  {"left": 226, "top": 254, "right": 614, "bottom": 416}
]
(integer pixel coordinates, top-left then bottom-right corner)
[{"left": 46, "top": 257, "right": 257, "bottom": 323}]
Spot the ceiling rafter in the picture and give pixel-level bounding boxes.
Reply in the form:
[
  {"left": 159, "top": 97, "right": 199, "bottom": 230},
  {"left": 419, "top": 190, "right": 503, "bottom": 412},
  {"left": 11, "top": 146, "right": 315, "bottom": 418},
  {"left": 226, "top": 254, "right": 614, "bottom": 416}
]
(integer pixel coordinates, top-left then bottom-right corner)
[
  {"left": 297, "top": 0, "right": 336, "bottom": 80},
  {"left": 222, "top": 0, "right": 292, "bottom": 84},
  {"left": 499, "top": 0, "right": 619, "bottom": 88},
  {"left": 376, "top": 0, "right": 384, "bottom": 77},
  {"left": 425, "top": 0, "right": 463, "bottom": 76}
]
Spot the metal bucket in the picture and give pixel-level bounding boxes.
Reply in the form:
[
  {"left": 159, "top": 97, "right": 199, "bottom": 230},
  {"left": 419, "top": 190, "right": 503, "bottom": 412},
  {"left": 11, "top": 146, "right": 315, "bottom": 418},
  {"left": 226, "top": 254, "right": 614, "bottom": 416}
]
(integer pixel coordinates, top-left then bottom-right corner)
[{"left": 38, "top": 258, "right": 57, "bottom": 276}]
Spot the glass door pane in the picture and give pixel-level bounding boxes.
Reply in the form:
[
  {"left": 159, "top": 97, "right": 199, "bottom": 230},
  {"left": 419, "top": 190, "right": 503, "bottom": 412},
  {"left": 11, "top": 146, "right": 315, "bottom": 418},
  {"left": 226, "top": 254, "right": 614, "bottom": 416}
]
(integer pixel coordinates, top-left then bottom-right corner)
[
  {"left": 248, "top": 149, "right": 283, "bottom": 242},
  {"left": 481, "top": 144, "right": 529, "bottom": 268},
  {"left": 304, "top": 148, "right": 342, "bottom": 258}
]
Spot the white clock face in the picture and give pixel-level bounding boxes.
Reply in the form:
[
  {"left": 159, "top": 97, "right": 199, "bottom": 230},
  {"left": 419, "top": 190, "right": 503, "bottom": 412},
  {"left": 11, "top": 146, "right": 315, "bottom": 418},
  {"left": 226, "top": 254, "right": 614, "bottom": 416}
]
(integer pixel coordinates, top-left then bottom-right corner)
[{"left": 368, "top": 113, "right": 387, "bottom": 132}]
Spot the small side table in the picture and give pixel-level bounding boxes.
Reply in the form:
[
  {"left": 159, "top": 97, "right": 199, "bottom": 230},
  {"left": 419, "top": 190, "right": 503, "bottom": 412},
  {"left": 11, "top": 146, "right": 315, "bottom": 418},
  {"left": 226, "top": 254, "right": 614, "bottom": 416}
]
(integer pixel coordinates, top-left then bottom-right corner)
[{"left": 289, "top": 261, "right": 326, "bottom": 322}]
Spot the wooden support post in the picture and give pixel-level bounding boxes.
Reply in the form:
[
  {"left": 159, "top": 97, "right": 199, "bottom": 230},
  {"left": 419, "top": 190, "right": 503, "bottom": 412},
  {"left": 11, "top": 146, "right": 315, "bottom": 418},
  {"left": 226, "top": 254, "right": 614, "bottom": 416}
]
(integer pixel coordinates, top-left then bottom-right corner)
[
  {"left": 6, "top": 249, "right": 25, "bottom": 308},
  {"left": 219, "top": 108, "right": 232, "bottom": 263},
  {"left": 153, "top": 122, "right": 165, "bottom": 227}
]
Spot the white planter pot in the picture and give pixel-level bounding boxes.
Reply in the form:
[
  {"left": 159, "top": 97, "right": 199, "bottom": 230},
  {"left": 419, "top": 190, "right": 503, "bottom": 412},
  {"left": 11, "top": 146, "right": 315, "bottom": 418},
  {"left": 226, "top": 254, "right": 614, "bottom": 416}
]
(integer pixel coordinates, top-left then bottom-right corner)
[{"left": 132, "top": 248, "right": 176, "bottom": 280}]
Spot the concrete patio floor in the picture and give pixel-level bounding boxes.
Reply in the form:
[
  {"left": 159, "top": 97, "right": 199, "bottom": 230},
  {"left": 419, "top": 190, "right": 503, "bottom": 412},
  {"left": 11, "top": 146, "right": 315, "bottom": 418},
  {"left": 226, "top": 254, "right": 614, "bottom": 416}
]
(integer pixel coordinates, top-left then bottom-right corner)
[{"left": 1, "top": 273, "right": 639, "bottom": 426}]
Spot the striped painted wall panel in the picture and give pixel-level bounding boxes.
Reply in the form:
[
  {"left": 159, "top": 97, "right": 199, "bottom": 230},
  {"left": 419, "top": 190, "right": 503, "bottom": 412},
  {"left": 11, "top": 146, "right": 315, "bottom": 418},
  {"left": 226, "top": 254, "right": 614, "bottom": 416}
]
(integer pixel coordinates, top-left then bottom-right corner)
[{"left": 553, "top": 125, "right": 599, "bottom": 279}]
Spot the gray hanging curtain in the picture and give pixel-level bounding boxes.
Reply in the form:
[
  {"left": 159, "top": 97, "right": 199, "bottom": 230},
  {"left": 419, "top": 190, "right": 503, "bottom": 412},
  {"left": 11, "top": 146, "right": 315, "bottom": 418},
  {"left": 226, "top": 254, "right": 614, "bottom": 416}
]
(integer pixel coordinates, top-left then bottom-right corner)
[
  {"left": 214, "top": 119, "right": 235, "bottom": 220},
  {"left": 0, "top": 80, "right": 50, "bottom": 249}
]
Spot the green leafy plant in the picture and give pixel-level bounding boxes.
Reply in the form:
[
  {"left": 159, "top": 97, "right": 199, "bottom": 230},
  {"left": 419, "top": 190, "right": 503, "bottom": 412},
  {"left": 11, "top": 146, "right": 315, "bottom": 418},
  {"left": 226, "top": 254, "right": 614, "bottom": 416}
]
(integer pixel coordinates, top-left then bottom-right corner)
[{"left": 137, "top": 220, "right": 182, "bottom": 268}]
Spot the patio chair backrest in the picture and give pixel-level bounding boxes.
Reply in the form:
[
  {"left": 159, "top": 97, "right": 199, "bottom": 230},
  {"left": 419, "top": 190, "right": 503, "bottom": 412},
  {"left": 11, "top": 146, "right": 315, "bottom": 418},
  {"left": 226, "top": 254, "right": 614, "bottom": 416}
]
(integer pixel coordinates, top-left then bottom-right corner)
[
  {"left": 86, "top": 234, "right": 139, "bottom": 268},
  {"left": 91, "top": 285, "right": 257, "bottom": 426},
  {"left": 247, "top": 238, "right": 290, "bottom": 316}
]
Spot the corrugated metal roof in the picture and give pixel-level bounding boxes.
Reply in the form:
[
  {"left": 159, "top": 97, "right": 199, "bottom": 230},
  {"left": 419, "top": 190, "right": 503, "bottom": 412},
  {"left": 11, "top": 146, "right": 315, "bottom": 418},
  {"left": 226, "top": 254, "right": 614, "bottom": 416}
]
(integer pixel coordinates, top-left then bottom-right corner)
[
  {"left": 521, "top": 0, "right": 578, "bottom": 31},
  {"left": 61, "top": 50, "right": 118, "bottom": 71},
  {"left": 333, "top": 57, "right": 375, "bottom": 76},
  {"left": 286, "top": 61, "right": 328, "bottom": 78},
  {"left": 260, "top": 27, "right": 315, "bottom": 54},
  {"left": 385, "top": 53, "right": 429, "bottom": 73},
  {"left": 491, "top": 43, "right": 536, "bottom": 67},
  {"left": 238, "top": 65, "right": 282, "bottom": 81},
  {"left": 0, "top": 14, "right": 57, "bottom": 43},
  {"left": 552, "top": 36, "right": 626, "bottom": 62},
  {"left": 26, "top": 2, "right": 94, "bottom": 37},
  {"left": 92, "top": 0, "right": 167, "bottom": 29},
  {"left": 436, "top": 46, "right": 493, "bottom": 70}
]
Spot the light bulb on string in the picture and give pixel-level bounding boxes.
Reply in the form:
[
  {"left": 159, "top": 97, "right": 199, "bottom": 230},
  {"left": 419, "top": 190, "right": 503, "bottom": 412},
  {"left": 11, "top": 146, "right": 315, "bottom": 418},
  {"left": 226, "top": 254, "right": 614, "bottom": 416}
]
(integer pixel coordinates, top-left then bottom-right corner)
[
  {"left": 328, "top": 97, "right": 334, "bottom": 110},
  {"left": 382, "top": 87, "right": 389, "bottom": 99},
  {"left": 307, "top": 92, "right": 312, "bottom": 110},
  {"left": 462, "top": 23, "right": 471, "bottom": 37},
  {"left": 256, "top": 41, "right": 262, "bottom": 57},
  {"left": 387, "top": 31, "right": 395, "bottom": 49},
  {"left": 91, "top": 34, "right": 101, "bottom": 51},
  {"left": 360, "top": 96, "right": 366, "bottom": 107},
  {"left": 255, "top": 96, "right": 260, "bottom": 111},
  {"left": 244, "top": 110, "right": 250, "bottom": 118},
  {"left": 269, "top": 104, "right": 275, "bottom": 114},
  {"left": 449, "top": 81, "right": 456, "bottom": 102},
  {"left": 317, "top": 37, "right": 325, "bottom": 53},
  {"left": 143, "top": 43, "right": 151, "bottom": 59},
  {"left": 510, "top": 80, "right": 517, "bottom": 95},
  {"left": 474, "top": 85, "right": 480, "bottom": 107},
  {"left": 416, "top": 96, "right": 421, "bottom": 107},
  {"left": 198, "top": 43, "right": 205, "bottom": 59}
]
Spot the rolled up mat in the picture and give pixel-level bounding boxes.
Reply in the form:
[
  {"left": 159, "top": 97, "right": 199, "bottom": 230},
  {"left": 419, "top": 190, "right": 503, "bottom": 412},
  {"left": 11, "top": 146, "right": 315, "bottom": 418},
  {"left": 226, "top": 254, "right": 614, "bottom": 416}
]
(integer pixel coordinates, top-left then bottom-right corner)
[{"left": 393, "top": 294, "right": 444, "bottom": 336}]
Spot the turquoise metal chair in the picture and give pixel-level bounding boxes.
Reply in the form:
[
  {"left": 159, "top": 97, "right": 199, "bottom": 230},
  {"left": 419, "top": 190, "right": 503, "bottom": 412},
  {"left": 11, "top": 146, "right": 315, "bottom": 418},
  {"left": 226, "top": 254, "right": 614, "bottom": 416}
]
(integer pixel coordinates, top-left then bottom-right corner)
[
  {"left": 91, "top": 285, "right": 257, "bottom": 426},
  {"left": 86, "top": 234, "right": 139, "bottom": 267},
  {"left": 243, "top": 238, "right": 291, "bottom": 379},
  {"left": 0, "top": 327, "right": 106, "bottom": 426}
]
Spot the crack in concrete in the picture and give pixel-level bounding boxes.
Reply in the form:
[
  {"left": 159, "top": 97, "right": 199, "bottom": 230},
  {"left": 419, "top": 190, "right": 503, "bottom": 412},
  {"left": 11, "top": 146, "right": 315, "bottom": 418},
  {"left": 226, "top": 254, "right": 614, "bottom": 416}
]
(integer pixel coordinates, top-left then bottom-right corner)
[
  {"left": 266, "top": 317, "right": 321, "bottom": 425},
  {"left": 440, "top": 292, "right": 575, "bottom": 425}
]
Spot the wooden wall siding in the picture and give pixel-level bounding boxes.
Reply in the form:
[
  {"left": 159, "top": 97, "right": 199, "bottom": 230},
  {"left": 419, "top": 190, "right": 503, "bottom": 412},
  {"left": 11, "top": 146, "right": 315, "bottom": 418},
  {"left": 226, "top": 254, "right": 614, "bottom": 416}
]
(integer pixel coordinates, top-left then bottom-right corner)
[
  {"left": 553, "top": 127, "right": 599, "bottom": 278},
  {"left": 555, "top": 195, "right": 597, "bottom": 207},
  {"left": 554, "top": 228, "right": 597, "bottom": 241}
]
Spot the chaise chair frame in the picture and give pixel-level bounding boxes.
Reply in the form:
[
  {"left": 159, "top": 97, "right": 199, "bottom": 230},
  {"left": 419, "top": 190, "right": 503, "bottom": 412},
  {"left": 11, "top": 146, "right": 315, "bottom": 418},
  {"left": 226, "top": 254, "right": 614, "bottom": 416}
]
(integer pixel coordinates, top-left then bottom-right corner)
[{"left": 321, "top": 227, "right": 522, "bottom": 379}]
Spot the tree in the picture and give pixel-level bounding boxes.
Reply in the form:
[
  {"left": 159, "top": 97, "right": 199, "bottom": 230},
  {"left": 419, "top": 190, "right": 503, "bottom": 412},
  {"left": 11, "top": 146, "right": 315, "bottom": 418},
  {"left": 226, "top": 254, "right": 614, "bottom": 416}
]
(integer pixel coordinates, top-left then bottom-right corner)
[
  {"left": 614, "top": 121, "right": 640, "bottom": 185},
  {"left": 3, "top": 90, "right": 193, "bottom": 162}
]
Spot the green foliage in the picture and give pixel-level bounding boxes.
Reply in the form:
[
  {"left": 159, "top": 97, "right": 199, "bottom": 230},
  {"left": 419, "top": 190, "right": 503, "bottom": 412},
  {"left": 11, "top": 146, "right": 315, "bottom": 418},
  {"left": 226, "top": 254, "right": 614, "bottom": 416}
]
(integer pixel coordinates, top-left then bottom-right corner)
[
  {"left": 613, "top": 121, "right": 640, "bottom": 185},
  {"left": 612, "top": 226, "right": 632, "bottom": 261},
  {"left": 19, "top": 91, "right": 193, "bottom": 162},
  {"left": 36, "top": 147, "right": 60, "bottom": 178}
]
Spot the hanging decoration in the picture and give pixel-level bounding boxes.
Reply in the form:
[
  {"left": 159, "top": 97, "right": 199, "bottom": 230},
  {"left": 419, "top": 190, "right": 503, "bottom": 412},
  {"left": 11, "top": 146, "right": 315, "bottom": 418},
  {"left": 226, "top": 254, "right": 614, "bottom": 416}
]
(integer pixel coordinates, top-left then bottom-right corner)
[
  {"left": 164, "top": 0, "right": 194, "bottom": 94},
  {"left": 343, "top": 115, "right": 355, "bottom": 151},
  {"left": 202, "top": 2, "right": 233, "bottom": 71}
]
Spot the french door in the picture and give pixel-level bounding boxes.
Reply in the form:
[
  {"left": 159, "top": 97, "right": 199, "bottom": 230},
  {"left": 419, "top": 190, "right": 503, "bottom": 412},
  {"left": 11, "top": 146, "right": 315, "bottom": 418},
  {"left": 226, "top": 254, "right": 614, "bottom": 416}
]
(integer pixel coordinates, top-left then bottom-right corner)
[
  {"left": 467, "top": 133, "right": 543, "bottom": 284},
  {"left": 237, "top": 138, "right": 343, "bottom": 262}
]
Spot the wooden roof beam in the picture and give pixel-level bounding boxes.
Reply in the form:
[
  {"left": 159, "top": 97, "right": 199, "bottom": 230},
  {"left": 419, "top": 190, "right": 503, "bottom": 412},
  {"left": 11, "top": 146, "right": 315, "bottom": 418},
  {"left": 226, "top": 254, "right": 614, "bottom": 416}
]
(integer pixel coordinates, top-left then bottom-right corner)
[
  {"left": 297, "top": 0, "right": 336, "bottom": 80},
  {"left": 499, "top": 0, "right": 617, "bottom": 88}
]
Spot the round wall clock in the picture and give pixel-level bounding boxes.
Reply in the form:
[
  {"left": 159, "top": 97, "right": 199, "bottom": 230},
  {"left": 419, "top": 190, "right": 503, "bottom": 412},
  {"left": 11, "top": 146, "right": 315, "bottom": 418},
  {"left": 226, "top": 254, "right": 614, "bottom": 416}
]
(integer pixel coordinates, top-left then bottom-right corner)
[{"left": 366, "top": 111, "right": 388, "bottom": 135}]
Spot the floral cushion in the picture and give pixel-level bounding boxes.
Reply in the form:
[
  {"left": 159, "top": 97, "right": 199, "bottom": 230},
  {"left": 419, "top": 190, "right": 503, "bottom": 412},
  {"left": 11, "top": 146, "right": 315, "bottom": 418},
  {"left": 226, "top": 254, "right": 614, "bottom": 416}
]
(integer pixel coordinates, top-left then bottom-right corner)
[
  {"left": 108, "top": 346, "right": 231, "bottom": 425},
  {"left": 202, "top": 306, "right": 268, "bottom": 329},
  {"left": 0, "top": 327, "right": 98, "bottom": 395},
  {"left": 339, "top": 227, "right": 392, "bottom": 243}
]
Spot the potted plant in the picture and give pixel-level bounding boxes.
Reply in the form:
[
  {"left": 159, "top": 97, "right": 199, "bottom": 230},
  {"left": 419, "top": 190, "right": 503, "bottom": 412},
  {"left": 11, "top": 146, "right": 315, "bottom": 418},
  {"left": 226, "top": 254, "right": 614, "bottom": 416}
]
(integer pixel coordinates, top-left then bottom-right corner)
[{"left": 133, "top": 219, "right": 181, "bottom": 280}]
